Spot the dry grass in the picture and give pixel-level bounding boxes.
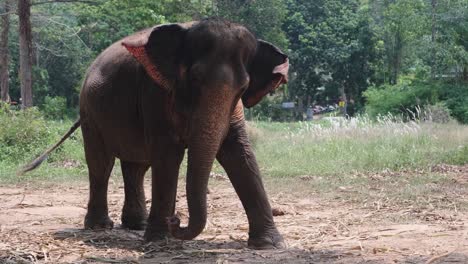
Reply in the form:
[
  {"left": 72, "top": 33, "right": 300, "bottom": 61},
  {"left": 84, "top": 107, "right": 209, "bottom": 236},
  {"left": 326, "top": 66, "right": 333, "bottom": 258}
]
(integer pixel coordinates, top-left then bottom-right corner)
[{"left": 1, "top": 166, "right": 468, "bottom": 263}]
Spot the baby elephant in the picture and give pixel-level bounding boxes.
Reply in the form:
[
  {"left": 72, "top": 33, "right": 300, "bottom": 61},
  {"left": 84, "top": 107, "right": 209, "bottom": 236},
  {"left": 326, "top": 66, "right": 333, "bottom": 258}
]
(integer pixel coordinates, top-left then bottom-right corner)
[{"left": 22, "top": 18, "right": 289, "bottom": 249}]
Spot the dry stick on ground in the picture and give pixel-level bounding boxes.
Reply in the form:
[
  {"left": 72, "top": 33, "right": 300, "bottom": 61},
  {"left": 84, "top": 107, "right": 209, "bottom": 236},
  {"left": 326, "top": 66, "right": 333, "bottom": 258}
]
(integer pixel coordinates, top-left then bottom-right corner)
[
  {"left": 425, "top": 230, "right": 466, "bottom": 264},
  {"left": 424, "top": 248, "right": 458, "bottom": 264}
]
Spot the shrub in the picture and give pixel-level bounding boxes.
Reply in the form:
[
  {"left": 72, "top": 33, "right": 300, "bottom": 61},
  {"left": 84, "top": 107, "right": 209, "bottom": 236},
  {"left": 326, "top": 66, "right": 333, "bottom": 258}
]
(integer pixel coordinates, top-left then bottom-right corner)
[
  {"left": 364, "top": 77, "right": 438, "bottom": 118},
  {"left": 0, "top": 104, "right": 52, "bottom": 163},
  {"left": 439, "top": 82, "right": 468, "bottom": 124},
  {"left": 364, "top": 76, "right": 468, "bottom": 124},
  {"left": 446, "top": 145, "right": 468, "bottom": 165},
  {"left": 421, "top": 103, "right": 451, "bottom": 123},
  {"left": 40, "top": 96, "right": 68, "bottom": 120}
]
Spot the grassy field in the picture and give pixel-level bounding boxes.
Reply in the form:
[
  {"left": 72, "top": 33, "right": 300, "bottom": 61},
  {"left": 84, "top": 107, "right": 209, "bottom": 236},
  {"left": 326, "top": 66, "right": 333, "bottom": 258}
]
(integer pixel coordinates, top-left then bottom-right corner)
[
  {"left": 248, "top": 117, "right": 468, "bottom": 209},
  {"left": 252, "top": 118, "right": 468, "bottom": 176},
  {"left": 1, "top": 110, "right": 467, "bottom": 183}
]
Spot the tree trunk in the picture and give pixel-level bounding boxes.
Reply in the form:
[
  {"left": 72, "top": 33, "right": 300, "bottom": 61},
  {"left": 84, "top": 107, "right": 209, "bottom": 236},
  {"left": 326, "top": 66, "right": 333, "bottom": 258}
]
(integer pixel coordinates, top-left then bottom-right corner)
[
  {"left": 463, "top": 65, "right": 468, "bottom": 82},
  {"left": 339, "top": 84, "right": 347, "bottom": 117},
  {"left": 18, "top": 0, "right": 33, "bottom": 109},
  {"left": 391, "top": 31, "right": 403, "bottom": 84},
  {"left": 297, "top": 96, "right": 304, "bottom": 121},
  {"left": 431, "top": 0, "right": 437, "bottom": 79},
  {"left": 0, "top": 0, "right": 11, "bottom": 102}
]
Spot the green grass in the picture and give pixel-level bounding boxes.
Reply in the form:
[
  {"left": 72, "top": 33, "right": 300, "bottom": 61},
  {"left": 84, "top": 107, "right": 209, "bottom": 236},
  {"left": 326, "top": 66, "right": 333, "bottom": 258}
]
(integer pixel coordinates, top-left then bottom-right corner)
[
  {"left": 0, "top": 106, "right": 87, "bottom": 183},
  {"left": 249, "top": 117, "right": 468, "bottom": 178},
  {"left": 1, "top": 109, "right": 467, "bottom": 186},
  {"left": 248, "top": 117, "right": 468, "bottom": 210}
]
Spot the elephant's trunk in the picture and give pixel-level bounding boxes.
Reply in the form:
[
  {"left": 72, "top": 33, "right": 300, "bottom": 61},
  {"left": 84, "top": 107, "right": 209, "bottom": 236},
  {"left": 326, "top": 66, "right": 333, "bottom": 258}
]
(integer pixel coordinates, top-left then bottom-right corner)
[{"left": 167, "top": 94, "right": 233, "bottom": 240}]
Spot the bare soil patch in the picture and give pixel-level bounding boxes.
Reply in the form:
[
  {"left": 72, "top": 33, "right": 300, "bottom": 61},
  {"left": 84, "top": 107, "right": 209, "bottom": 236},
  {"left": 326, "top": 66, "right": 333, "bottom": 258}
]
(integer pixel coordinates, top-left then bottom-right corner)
[{"left": 1, "top": 168, "right": 467, "bottom": 263}]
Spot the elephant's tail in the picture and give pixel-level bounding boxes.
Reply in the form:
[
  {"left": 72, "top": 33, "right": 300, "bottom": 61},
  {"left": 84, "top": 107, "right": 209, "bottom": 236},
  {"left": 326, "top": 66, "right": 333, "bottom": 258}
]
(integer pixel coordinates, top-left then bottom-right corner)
[{"left": 17, "top": 118, "right": 81, "bottom": 176}]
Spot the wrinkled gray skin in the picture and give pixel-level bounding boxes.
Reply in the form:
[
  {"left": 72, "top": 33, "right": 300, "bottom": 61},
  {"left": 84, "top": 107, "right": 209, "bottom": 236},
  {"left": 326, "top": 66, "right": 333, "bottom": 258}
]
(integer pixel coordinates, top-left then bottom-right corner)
[{"left": 22, "top": 19, "right": 289, "bottom": 249}]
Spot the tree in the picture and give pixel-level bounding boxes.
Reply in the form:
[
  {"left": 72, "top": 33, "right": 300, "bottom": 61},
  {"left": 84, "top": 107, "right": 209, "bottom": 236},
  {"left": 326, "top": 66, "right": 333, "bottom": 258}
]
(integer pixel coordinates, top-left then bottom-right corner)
[
  {"left": 18, "top": 0, "right": 34, "bottom": 108},
  {"left": 284, "top": 0, "right": 377, "bottom": 115},
  {"left": 5, "top": 0, "right": 102, "bottom": 108},
  {"left": 433, "top": 0, "right": 468, "bottom": 80},
  {"left": 430, "top": 0, "right": 437, "bottom": 79},
  {"left": 214, "top": 0, "right": 288, "bottom": 49},
  {"left": 370, "top": 0, "right": 426, "bottom": 84},
  {"left": 0, "top": 0, "right": 11, "bottom": 102}
]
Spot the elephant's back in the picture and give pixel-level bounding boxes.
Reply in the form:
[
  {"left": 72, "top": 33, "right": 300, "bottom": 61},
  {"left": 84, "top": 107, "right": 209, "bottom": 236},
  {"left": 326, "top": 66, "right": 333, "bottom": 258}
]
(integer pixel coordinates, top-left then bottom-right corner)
[{"left": 81, "top": 43, "right": 139, "bottom": 98}]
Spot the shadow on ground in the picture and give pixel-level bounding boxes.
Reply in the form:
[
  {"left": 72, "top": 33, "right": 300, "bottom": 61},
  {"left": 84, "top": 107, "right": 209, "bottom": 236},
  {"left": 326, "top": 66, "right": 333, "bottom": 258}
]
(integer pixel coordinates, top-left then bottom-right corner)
[
  {"left": 51, "top": 227, "right": 468, "bottom": 264},
  {"left": 51, "top": 227, "right": 354, "bottom": 263}
]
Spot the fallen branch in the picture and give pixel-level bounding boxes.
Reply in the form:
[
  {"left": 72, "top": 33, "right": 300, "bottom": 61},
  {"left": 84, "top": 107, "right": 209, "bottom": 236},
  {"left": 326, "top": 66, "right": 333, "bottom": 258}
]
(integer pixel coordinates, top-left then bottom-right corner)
[{"left": 425, "top": 248, "right": 457, "bottom": 264}]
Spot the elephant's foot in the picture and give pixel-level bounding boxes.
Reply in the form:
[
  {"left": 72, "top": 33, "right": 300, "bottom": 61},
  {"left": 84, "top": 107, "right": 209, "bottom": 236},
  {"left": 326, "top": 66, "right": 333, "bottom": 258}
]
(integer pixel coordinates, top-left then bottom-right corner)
[
  {"left": 143, "top": 227, "right": 170, "bottom": 242},
  {"left": 247, "top": 228, "right": 286, "bottom": 250},
  {"left": 121, "top": 216, "right": 147, "bottom": 230},
  {"left": 84, "top": 214, "right": 114, "bottom": 230},
  {"left": 121, "top": 208, "right": 148, "bottom": 230}
]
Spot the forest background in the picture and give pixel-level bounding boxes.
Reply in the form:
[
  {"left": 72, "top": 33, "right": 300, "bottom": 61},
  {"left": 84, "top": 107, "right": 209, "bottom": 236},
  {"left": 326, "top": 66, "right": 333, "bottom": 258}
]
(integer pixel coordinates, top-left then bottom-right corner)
[{"left": 0, "top": 0, "right": 467, "bottom": 123}]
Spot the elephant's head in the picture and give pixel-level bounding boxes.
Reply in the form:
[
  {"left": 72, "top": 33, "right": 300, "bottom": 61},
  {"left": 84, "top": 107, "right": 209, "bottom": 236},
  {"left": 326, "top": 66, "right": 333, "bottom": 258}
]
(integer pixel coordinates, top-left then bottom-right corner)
[{"left": 122, "top": 19, "right": 288, "bottom": 240}]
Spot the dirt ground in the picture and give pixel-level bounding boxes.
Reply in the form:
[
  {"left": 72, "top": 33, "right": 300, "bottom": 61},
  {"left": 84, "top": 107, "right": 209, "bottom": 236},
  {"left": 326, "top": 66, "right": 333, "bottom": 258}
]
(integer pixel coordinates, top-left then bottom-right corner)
[{"left": 1, "top": 168, "right": 468, "bottom": 263}]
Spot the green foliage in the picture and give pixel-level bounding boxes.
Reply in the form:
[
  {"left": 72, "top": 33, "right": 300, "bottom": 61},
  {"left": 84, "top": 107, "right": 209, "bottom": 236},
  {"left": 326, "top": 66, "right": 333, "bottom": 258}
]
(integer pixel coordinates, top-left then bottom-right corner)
[
  {"left": 0, "top": 104, "right": 51, "bottom": 163},
  {"left": 214, "top": 0, "right": 289, "bottom": 49},
  {"left": 40, "top": 96, "right": 68, "bottom": 120},
  {"left": 439, "top": 82, "right": 468, "bottom": 124},
  {"left": 364, "top": 76, "right": 468, "bottom": 124},
  {"left": 430, "top": 0, "right": 468, "bottom": 77},
  {"left": 446, "top": 145, "right": 468, "bottom": 165},
  {"left": 246, "top": 95, "right": 296, "bottom": 122},
  {"left": 0, "top": 104, "right": 86, "bottom": 182},
  {"left": 379, "top": 0, "right": 427, "bottom": 84},
  {"left": 2, "top": 0, "right": 467, "bottom": 123},
  {"left": 74, "top": 0, "right": 168, "bottom": 55},
  {"left": 284, "top": 0, "right": 377, "bottom": 113},
  {"left": 364, "top": 76, "right": 438, "bottom": 118}
]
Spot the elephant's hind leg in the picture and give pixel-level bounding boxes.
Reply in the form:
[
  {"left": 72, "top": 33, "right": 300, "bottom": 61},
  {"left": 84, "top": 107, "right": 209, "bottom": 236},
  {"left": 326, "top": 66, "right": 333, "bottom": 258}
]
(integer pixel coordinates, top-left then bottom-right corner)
[
  {"left": 82, "top": 122, "right": 115, "bottom": 230},
  {"left": 121, "top": 161, "right": 150, "bottom": 230}
]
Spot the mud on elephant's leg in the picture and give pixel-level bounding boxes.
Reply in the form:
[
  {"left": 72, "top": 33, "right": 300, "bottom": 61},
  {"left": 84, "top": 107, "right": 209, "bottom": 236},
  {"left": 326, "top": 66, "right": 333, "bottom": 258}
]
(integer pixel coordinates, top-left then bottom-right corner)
[
  {"left": 144, "top": 142, "right": 185, "bottom": 241},
  {"left": 217, "top": 121, "right": 285, "bottom": 250},
  {"left": 82, "top": 123, "right": 116, "bottom": 230},
  {"left": 121, "top": 161, "right": 150, "bottom": 230}
]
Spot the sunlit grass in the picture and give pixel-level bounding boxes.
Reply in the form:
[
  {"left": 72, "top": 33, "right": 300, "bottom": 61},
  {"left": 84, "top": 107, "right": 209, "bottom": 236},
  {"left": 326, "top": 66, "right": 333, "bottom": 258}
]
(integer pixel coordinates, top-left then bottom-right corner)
[
  {"left": 250, "top": 115, "right": 468, "bottom": 178},
  {"left": 1, "top": 114, "right": 467, "bottom": 185}
]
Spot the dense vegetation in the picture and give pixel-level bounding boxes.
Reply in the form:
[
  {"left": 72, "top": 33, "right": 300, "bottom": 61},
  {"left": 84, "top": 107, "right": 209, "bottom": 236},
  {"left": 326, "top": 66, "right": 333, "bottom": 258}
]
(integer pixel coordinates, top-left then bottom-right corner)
[{"left": 0, "top": 0, "right": 466, "bottom": 122}]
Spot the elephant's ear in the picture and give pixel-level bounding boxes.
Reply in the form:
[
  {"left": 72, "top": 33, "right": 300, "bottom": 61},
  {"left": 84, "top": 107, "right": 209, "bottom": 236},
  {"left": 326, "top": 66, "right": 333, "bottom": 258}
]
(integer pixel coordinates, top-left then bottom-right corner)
[
  {"left": 242, "top": 40, "right": 289, "bottom": 108},
  {"left": 121, "top": 23, "right": 189, "bottom": 91}
]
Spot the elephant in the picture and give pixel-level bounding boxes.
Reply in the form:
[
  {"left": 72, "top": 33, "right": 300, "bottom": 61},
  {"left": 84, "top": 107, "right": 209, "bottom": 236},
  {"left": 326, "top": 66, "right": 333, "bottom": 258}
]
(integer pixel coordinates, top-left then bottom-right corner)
[{"left": 21, "top": 18, "right": 289, "bottom": 249}]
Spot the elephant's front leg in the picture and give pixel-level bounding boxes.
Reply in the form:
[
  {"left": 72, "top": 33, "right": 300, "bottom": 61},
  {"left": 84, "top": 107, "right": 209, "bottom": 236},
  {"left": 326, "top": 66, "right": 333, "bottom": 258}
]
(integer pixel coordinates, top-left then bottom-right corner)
[
  {"left": 144, "top": 142, "right": 185, "bottom": 241},
  {"left": 216, "top": 121, "right": 285, "bottom": 249}
]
